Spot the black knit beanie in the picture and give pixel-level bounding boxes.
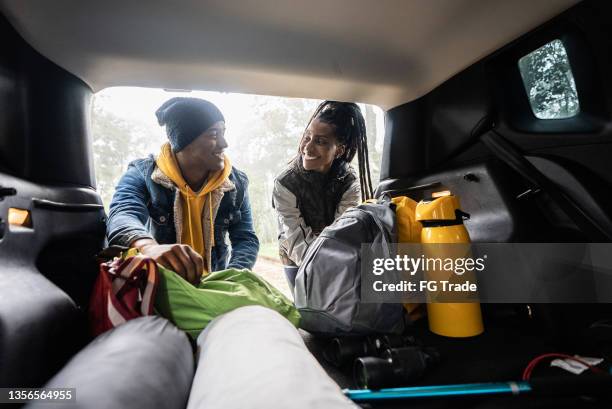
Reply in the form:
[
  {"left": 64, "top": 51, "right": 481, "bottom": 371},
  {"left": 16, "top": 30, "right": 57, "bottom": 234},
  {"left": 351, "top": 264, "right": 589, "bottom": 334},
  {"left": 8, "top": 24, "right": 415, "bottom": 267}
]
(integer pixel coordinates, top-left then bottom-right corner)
[{"left": 155, "top": 97, "right": 225, "bottom": 152}]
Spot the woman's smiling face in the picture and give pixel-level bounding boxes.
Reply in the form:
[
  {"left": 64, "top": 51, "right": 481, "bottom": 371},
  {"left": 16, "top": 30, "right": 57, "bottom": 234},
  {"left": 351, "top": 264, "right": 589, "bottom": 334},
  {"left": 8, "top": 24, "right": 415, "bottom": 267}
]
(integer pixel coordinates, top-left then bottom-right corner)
[{"left": 300, "top": 119, "right": 345, "bottom": 173}]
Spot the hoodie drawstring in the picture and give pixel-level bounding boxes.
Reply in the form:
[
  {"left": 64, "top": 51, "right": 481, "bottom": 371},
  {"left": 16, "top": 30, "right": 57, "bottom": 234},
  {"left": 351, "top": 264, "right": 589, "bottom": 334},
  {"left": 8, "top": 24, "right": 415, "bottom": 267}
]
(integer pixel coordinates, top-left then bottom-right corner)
[
  {"left": 209, "top": 192, "right": 215, "bottom": 248},
  {"left": 185, "top": 185, "right": 196, "bottom": 247}
]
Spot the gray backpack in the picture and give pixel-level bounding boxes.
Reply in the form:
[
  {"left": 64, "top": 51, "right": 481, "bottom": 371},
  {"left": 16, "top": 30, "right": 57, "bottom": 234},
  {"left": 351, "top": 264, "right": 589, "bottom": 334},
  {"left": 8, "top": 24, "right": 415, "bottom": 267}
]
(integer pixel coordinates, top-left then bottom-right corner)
[{"left": 294, "top": 201, "right": 406, "bottom": 335}]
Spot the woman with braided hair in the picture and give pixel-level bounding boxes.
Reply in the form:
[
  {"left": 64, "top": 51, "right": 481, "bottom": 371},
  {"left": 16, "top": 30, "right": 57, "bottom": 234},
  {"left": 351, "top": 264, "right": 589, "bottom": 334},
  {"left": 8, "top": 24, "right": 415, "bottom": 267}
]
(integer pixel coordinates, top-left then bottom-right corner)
[{"left": 272, "top": 101, "right": 373, "bottom": 293}]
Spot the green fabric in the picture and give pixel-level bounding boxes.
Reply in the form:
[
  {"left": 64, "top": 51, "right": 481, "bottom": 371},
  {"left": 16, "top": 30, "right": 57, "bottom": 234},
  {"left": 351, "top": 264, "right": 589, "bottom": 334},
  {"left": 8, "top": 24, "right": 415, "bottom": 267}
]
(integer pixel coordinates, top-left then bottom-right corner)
[{"left": 154, "top": 266, "right": 301, "bottom": 339}]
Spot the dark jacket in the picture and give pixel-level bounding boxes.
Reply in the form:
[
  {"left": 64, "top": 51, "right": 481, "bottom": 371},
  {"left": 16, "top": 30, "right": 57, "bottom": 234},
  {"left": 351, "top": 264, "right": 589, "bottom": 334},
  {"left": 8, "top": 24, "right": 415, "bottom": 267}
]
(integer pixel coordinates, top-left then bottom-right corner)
[
  {"left": 272, "top": 159, "right": 360, "bottom": 266},
  {"left": 107, "top": 155, "right": 259, "bottom": 271}
]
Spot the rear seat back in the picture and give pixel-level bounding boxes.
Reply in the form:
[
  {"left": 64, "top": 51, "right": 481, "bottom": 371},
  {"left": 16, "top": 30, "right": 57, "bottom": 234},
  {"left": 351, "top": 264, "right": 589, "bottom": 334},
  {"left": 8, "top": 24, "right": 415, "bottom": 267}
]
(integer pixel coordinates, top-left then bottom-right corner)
[
  {"left": 0, "top": 173, "right": 106, "bottom": 387},
  {"left": 0, "top": 268, "right": 82, "bottom": 388}
]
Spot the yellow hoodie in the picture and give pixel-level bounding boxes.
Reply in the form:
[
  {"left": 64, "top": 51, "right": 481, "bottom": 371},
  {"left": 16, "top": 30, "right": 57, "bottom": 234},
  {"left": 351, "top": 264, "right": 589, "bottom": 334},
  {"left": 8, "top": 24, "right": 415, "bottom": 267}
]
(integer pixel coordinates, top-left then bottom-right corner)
[{"left": 156, "top": 143, "right": 232, "bottom": 273}]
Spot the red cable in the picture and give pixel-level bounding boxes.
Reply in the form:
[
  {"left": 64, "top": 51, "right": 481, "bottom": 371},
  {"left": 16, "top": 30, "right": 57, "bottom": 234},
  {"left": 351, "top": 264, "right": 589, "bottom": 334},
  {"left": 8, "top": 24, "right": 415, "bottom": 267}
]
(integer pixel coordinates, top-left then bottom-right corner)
[{"left": 522, "top": 353, "right": 604, "bottom": 380}]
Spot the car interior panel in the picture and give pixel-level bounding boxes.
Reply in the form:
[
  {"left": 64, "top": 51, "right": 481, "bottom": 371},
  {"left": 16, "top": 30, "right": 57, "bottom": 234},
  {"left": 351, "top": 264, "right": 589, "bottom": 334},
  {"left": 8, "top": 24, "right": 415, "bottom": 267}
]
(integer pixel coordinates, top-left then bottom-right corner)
[{"left": 1, "top": 0, "right": 611, "bottom": 408}]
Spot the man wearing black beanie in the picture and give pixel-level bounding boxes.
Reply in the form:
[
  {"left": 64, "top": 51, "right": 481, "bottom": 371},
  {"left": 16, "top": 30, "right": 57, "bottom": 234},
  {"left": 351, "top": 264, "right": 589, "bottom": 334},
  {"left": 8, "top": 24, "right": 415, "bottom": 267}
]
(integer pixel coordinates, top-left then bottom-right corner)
[{"left": 107, "top": 97, "right": 259, "bottom": 283}]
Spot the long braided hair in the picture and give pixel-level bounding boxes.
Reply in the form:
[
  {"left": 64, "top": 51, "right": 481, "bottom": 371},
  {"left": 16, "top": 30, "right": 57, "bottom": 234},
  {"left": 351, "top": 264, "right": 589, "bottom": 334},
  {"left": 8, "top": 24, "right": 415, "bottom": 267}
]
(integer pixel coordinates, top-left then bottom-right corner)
[{"left": 297, "top": 101, "right": 373, "bottom": 201}]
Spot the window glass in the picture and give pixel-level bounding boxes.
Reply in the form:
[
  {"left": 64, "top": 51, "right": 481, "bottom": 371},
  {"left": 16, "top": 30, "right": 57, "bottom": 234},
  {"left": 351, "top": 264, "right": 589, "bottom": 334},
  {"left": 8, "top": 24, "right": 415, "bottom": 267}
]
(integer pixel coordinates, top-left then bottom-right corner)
[{"left": 518, "top": 39, "right": 579, "bottom": 119}]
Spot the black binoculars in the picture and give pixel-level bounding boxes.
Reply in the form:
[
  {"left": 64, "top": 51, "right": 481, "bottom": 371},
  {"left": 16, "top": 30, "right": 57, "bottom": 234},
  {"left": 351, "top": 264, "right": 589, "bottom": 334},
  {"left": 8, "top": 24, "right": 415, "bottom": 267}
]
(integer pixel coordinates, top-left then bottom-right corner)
[
  {"left": 323, "top": 334, "right": 413, "bottom": 367},
  {"left": 322, "top": 335, "right": 438, "bottom": 390},
  {"left": 354, "top": 346, "right": 440, "bottom": 390}
]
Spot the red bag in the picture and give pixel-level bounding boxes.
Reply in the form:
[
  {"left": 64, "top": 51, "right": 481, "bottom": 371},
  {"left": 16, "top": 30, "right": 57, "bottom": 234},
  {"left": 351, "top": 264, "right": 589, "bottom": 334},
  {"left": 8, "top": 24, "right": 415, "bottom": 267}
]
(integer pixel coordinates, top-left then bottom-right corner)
[{"left": 89, "top": 255, "right": 159, "bottom": 337}]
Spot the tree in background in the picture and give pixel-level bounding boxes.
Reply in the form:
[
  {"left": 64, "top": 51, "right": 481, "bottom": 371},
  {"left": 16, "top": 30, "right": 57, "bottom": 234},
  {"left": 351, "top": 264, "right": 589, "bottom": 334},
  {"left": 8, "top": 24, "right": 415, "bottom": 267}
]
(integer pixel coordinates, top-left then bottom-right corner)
[
  {"left": 518, "top": 39, "right": 579, "bottom": 119},
  {"left": 91, "top": 96, "right": 162, "bottom": 208},
  {"left": 91, "top": 104, "right": 137, "bottom": 209},
  {"left": 229, "top": 97, "right": 318, "bottom": 245}
]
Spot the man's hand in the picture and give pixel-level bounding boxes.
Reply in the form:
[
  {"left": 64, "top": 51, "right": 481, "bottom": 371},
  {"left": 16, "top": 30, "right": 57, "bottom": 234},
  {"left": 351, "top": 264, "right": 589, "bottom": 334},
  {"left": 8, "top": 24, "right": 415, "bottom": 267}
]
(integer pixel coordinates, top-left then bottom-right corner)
[{"left": 131, "top": 239, "right": 204, "bottom": 285}]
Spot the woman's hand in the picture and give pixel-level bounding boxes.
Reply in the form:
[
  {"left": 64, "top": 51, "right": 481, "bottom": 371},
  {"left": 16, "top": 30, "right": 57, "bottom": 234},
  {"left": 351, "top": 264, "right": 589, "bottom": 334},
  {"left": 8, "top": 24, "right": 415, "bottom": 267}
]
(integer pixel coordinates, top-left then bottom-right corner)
[{"left": 131, "top": 238, "right": 204, "bottom": 285}]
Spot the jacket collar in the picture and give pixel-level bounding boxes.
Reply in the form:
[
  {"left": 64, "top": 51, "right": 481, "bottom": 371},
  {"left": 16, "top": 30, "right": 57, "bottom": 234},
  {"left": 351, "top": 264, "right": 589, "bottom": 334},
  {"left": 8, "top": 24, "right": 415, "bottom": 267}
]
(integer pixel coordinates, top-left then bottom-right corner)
[
  {"left": 151, "top": 164, "right": 235, "bottom": 193},
  {"left": 151, "top": 165, "right": 174, "bottom": 190}
]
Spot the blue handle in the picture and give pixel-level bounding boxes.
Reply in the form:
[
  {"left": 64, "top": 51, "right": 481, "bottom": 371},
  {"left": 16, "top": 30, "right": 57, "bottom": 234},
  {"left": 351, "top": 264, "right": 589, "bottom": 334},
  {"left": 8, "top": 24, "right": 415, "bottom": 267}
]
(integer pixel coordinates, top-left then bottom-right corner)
[{"left": 344, "top": 381, "right": 532, "bottom": 401}]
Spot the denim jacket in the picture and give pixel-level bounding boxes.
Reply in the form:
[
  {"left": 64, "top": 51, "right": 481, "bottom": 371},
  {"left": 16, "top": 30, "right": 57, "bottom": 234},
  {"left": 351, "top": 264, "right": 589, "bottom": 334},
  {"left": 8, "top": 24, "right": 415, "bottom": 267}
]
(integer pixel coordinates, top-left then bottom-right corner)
[{"left": 107, "top": 155, "right": 259, "bottom": 271}]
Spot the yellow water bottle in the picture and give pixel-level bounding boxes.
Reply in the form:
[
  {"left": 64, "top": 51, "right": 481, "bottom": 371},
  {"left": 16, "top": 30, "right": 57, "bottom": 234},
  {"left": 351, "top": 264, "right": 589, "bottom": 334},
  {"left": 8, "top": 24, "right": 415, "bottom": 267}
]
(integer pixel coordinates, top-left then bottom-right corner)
[
  {"left": 415, "top": 193, "right": 484, "bottom": 338},
  {"left": 391, "top": 196, "right": 423, "bottom": 319}
]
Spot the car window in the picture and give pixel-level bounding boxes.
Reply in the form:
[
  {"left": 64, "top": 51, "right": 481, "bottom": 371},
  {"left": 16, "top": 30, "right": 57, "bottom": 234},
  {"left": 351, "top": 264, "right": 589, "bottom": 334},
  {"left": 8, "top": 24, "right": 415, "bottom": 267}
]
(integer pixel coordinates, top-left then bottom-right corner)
[{"left": 518, "top": 39, "right": 579, "bottom": 119}]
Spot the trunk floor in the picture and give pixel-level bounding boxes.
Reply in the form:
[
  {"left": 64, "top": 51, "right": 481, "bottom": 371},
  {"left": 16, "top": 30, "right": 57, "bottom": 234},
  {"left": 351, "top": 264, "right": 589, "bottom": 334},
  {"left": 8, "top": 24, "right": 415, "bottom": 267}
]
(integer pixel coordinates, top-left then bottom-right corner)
[{"left": 300, "top": 314, "right": 611, "bottom": 409}]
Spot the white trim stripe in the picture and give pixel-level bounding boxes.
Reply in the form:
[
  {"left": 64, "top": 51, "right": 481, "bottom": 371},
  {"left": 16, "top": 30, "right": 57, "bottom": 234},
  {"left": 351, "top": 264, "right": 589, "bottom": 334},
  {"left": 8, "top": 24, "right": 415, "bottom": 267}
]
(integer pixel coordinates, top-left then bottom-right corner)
[
  {"left": 107, "top": 293, "right": 127, "bottom": 326},
  {"left": 140, "top": 260, "right": 157, "bottom": 314}
]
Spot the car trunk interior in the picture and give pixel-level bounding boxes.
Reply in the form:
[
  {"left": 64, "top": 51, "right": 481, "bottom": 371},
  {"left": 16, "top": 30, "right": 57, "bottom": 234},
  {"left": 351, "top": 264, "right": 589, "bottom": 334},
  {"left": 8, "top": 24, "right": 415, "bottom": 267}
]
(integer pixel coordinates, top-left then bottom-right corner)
[{"left": 1, "top": 1, "right": 612, "bottom": 408}]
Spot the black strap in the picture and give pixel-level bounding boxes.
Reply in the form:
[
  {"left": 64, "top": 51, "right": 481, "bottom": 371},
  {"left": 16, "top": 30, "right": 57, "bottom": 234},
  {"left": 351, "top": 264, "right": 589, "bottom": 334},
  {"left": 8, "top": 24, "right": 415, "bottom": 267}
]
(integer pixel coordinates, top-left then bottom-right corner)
[
  {"left": 420, "top": 209, "right": 470, "bottom": 228},
  {"left": 481, "top": 131, "right": 612, "bottom": 242},
  {"left": 379, "top": 181, "right": 442, "bottom": 198}
]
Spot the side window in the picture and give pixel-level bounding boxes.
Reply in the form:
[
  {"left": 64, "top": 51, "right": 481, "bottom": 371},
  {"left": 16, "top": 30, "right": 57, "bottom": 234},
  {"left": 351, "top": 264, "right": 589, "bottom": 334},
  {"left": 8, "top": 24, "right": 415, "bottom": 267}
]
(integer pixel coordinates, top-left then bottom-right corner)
[{"left": 518, "top": 39, "right": 579, "bottom": 119}]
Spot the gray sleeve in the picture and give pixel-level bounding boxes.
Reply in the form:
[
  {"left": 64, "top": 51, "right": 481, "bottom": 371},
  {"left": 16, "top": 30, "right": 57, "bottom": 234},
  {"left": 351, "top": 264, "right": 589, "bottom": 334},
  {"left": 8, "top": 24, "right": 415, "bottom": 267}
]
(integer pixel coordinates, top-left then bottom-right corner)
[
  {"left": 335, "top": 179, "right": 361, "bottom": 219},
  {"left": 272, "top": 179, "right": 317, "bottom": 266}
]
